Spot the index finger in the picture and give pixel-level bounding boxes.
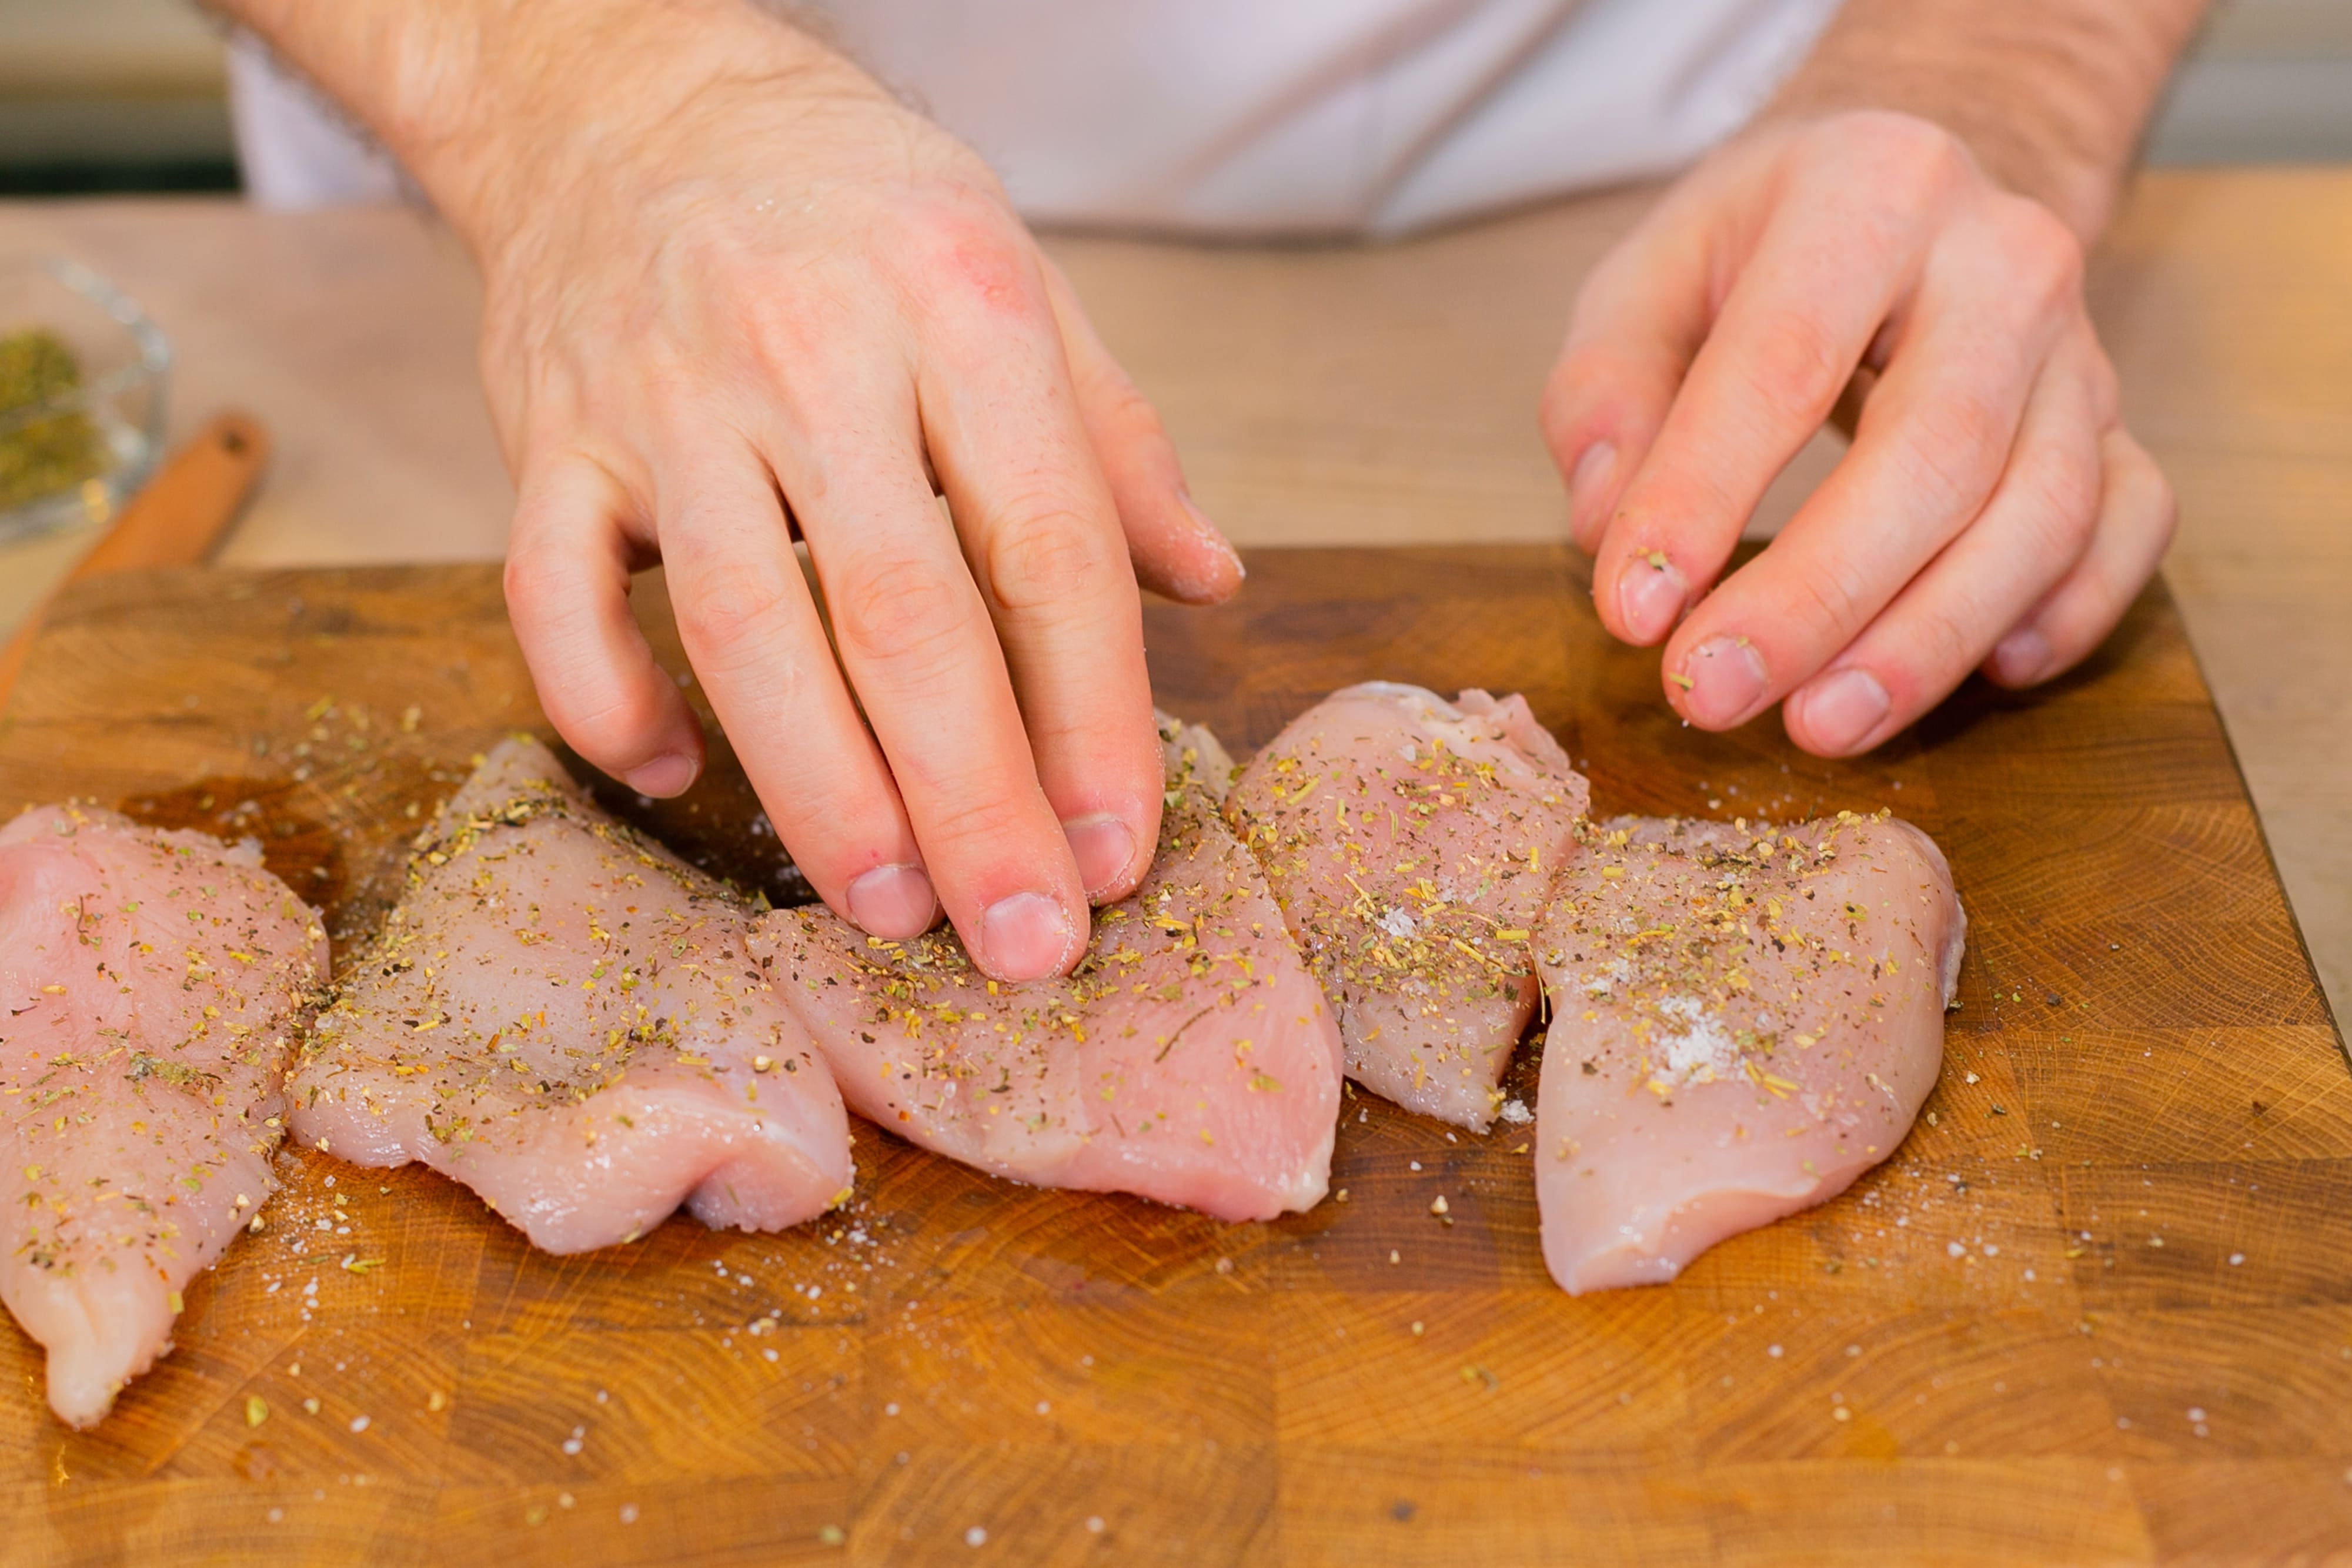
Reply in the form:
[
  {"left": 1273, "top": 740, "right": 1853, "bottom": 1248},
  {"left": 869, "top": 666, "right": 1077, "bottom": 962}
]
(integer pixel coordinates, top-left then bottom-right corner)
[{"left": 1584, "top": 127, "right": 1966, "bottom": 647}]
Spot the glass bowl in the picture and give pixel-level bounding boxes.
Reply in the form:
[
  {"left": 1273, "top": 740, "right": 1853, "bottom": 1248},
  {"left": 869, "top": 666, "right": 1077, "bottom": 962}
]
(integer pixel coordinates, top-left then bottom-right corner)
[{"left": 0, "top": 256, "right": 171, "bottom": 545}]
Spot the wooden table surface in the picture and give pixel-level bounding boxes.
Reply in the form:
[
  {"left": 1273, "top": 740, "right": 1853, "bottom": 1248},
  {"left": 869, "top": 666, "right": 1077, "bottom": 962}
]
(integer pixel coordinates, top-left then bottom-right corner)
[
  {"left": 0, "top": 173, "right": 2344, "bottom": 1021},
  {"left": 0, "top": 543, "right": 2340, "bottom": 1566}
]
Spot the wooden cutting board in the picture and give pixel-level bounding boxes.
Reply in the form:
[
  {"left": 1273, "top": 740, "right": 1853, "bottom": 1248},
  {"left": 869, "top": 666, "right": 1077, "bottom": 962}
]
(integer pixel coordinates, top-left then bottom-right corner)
[{"left": 0, "top": 548, "right": 2342, "bottom": 1567}]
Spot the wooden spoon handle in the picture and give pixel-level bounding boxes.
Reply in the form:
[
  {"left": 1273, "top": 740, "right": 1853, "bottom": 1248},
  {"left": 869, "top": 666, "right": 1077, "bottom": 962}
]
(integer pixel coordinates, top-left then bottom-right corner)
[
  {"left": 0, "top": 410, "right": 269, "bottom": 710},
  {"left": 73, "top": 411, "right": 270, "bottom": 579}
]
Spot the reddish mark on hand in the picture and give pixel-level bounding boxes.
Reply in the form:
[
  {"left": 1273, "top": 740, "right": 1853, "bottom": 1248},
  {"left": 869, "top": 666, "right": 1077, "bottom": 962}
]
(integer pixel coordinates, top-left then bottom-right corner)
[{"left": 946, "top": 240, "right": 1030, "bottom": 319}]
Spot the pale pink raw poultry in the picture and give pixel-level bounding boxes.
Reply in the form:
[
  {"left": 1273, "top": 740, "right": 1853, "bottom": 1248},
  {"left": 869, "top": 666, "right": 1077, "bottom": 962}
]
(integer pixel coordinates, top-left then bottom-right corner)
[
  {"left": 288, "top": 737, "right": 852, "bottom": 1253},
  {"left": 1225, "top": 683, "right": 1588, "bottom": 1131},
  {"left": 750, "top": 717, "right": 1342, "bottom": 1222},
  {"left": 0, "top": 805, "right": 327, "bottom": 1427},
  {"left": 1533, "top": 812, "right": 1965, "bottom": 1294}
]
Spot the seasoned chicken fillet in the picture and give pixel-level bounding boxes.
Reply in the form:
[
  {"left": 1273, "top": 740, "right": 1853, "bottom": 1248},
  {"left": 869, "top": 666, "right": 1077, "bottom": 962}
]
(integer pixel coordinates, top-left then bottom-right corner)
[
  {"left": 751, "top": 717, "right": 1342, "bottom": 1222},
  {"left": 1, "top": 805, "right": 327, "bottom": 1427},
  {"left": 1533, "top": 812, "right": 1964, "bottom": 1293},
  {"left": 1227, "top": 683, "right": 1588, "bottom": 1130},
  {"left": 288, "top": 738, "right": 853, "bottom": 1254}
]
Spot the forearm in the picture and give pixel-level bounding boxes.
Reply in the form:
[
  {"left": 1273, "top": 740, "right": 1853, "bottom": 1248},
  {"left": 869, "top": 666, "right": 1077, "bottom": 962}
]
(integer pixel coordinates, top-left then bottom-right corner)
[
  {"left": 1764, "top": 0, "right": 2211, "bottom": 242},
  {"left": 208, "top": 0, "right": 863, "bottom": 261}
]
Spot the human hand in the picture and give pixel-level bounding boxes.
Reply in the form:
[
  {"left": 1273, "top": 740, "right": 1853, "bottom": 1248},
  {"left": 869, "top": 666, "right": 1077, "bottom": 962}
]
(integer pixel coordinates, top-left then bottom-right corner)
[
  {"left": 1540, "top": 109, "right": 2174, "bottom": 754},
  {"left": 456, "top": 11, "right": 1239, "bottom": 979}
]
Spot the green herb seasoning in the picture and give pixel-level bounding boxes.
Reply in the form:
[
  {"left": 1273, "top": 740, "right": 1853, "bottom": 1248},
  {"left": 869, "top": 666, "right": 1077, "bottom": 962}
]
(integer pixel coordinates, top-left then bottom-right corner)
[{"left": 0, "top": 328, "right": 106, "bottom": 510}]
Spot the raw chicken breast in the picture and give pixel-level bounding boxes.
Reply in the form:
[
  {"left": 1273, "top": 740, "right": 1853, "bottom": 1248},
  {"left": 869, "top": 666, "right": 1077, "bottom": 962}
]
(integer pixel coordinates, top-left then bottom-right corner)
[
  {"left": 1226, "top": 683, "right": 1587, "bottom": 1131},
  {"left": 289, "top": 737, "right": 852, "bottom": 1253},
  {"left": 1, "top": 805, "right": 327, "bottom": 1427},
  {"left": 1532, "top": 812, "right": 1965, "bottom": 1294},
  {"left": 750, "top": 717, "right": 1342, "bottom": 1222}
]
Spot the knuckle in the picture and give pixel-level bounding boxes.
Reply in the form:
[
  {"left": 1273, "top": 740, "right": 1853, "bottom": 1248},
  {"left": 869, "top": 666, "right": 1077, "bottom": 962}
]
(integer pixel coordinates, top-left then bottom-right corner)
[
  {"left": 1880, "top": 606, "right": 1974, "bottom": 699},
  {"left": 1090, "top": 373, "right": 1167, "bottom": 446},
  {"left": 1901, "top": 387, "right": 2013, "bottom": 510},
  {"left": 501, "top": 540, "right": 564, "bottom": 617},
  {"left": 2135, "top": 460, "right": 2180, "bottom": 549},
  {"left": 895, "top": 202, "right": 1045, "bottom": 322},
  {"left": 560, "top": 680, "right": 670, "bottom": 763},
  {"left": 832, "top": 552, "right": 974, "bottom": 668},
  {"left": 749, "top": 293, "right": 863, "bottom": 388},
  {"left": 2085, "top": 354, "right": 2123, "bottom": 426},
  {"left": 1990, "top": 195, "right": 2085, "bottom": 302},
  {"left": 1848, "top": 112, "right": 1969, "bottom": 203},
  {"left": 1538, "top": 365, "right": 1600, "bottom": 453},
  {"left": 2150, "top": 467, "right": 2180, "bottom": 536},
  {"left": 923, "top": 788, "right": 1037, "bottom": 852},
  {"left": 676, "top": 558, "right": 796, "bottom": 656},
  {"left": 1785, "top": 563, "right": 1870, "bottom": 650},
  {"left": 1916, "top": 603, "right": 1976, "bottom": 674},
  {"left": 985, "top": 507, "right": 1114, "bottom": 613},
  {"left": 2025, "top": 459, "right": 2104, "bottom": 556},
  {"left": 1737, "top": 308, "right": 1852, "bottom": 417}
]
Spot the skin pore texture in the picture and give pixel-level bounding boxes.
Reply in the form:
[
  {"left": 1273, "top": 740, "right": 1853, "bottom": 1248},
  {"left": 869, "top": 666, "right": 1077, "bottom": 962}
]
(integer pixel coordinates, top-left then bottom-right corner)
[{"left": 211, "top": 0, "right": 2205, "bottom": 941}]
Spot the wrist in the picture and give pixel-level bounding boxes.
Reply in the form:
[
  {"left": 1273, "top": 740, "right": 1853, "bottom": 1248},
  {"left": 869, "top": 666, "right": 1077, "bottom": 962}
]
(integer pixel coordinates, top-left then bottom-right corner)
[
  {"left": 1755, "top": 0, "right": 2210, "bottom": 246},
  {"left": 1753, "top": 95, "right": 2110, "bottom": 245},
  {"left": 370, "top": 0, "right": 871, "bottom": 265}
]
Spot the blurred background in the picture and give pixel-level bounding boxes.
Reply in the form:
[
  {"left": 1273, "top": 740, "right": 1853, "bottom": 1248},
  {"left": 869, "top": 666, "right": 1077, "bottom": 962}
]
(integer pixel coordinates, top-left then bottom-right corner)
[{"left": 4, "top": 0, "right": 2351, "bottom": 198}]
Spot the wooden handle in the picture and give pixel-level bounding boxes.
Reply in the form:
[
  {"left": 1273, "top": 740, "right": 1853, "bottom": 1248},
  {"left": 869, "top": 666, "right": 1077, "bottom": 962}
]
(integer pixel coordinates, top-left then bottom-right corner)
[
  {"left": 72, "top": 412, "right": 270, "bottom": 579},
  {"left": 0, "top": 411, "right": 269, "bottom": 710}
]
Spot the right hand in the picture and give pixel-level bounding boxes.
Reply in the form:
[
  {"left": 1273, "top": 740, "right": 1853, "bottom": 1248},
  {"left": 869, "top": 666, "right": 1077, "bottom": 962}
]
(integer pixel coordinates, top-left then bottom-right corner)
[
  {"left": 456, "top": 9, "right": 1241, "bottom": 981},
  {"left": 1541, "top": 112, "right": 2172, "bottom": 756}
]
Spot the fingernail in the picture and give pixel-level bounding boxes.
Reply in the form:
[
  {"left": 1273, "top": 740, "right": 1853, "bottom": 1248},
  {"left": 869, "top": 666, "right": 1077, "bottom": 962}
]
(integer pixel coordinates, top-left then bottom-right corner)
[
  {"left": 1616, "top": 553, "right": 1687, "bottom": 644},
  {"left": 1797, "top": 667, "right": 1892, "bottom": 754},
  {"left": 980, "top": 891, "right": 1077, "bottom": 982},
  {"left": 1180, "top": 494, "right": 1246, "bottom": 584},
  {"left": 1063, "top": 813, "right": 1137, "bottom": 898},
  {"left": 1677, "top": 636, "right": 1768, "bottom": 727},
  {"left": 1568, "top": 443, "right": 1616, "bottom": 537},
  {"left": 1992, "top": 627, "right": 2052, "bottom": 686},
  {"left": 846, "top": 864, "right": 938, "bottom": 940},
  {"left": 624, "top": 753, "right": 699, "bottom": 798}
]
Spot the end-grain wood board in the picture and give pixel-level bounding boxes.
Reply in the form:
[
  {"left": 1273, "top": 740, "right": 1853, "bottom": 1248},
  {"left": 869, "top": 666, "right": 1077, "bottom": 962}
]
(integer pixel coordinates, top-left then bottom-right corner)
[{"left": 0, "top": 547, "right": 2343, "bottom": 1567}]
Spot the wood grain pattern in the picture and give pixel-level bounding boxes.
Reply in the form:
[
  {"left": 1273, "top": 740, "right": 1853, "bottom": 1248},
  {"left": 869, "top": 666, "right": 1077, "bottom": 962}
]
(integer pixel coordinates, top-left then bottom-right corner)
[
  {"left": 0, "top": 547, "right": 2340, "bottom": 1566},
  {"left": 0, "top": 410, "right": 266, "bottom": 707}
]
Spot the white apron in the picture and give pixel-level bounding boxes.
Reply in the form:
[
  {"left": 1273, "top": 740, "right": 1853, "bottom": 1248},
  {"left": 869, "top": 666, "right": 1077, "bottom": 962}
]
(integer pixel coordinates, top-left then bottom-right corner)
[{"left": 232, "top": 0, "right": 1836, "bottom": 234}]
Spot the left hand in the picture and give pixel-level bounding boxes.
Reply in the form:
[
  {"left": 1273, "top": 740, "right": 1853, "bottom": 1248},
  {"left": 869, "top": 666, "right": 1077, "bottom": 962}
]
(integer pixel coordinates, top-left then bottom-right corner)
[{"left": 1539, "top": 109, "right": 2175, "bottom": 754}]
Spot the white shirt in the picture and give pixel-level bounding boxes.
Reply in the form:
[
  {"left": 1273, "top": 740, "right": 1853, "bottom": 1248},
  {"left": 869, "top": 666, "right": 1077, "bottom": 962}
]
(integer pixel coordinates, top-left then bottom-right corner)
[{"left": 232, "top": 0, "right": 1838, "bottom": 235}]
